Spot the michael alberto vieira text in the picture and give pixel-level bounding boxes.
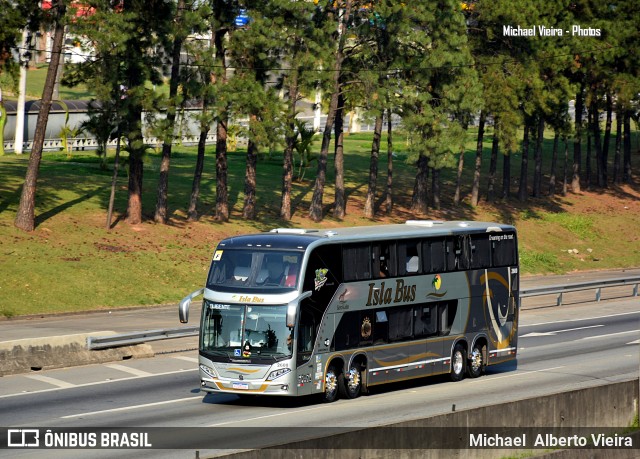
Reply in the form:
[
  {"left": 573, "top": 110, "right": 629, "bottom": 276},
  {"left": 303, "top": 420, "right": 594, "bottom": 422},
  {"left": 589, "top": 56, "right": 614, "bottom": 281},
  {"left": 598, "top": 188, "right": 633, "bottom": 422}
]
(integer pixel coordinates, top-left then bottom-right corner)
[{"left": 470, "top": 433, "right": 633, "bottom": 448}]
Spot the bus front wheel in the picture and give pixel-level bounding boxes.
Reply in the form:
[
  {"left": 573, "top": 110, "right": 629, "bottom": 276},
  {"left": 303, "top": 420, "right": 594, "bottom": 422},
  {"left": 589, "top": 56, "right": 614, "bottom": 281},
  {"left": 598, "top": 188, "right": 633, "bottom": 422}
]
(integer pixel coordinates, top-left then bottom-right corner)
[
  {"left": 323, "top": 366, "right": 340, "bottom": 403},
  {"left": 450, "top": 343, "right": 466, "bottom": 382}
]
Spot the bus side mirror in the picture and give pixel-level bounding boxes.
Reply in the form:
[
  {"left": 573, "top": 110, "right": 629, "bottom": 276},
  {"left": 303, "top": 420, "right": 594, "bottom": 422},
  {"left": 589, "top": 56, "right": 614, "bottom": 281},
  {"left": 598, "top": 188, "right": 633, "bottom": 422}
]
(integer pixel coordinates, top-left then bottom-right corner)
[
  {"left": 179, "top": 288, "right": 204, "bottom": 324},
  {"left": 287, "top": 291, "right": 312, "bottom": 327}
]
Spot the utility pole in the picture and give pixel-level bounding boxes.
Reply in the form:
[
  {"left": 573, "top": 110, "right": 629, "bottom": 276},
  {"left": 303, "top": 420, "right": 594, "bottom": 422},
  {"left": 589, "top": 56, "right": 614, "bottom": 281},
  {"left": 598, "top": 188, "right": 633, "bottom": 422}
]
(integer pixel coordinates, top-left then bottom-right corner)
[{"left": 14, "top": 30, "right": 30, "bottom": 155}]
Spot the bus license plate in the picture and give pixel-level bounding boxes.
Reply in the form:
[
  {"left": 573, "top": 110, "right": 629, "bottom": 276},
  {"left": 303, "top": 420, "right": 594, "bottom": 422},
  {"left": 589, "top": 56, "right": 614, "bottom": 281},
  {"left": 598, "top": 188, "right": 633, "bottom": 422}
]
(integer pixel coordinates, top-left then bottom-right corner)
[{"left": 233, "top": 382, "right": 249, "bottom": 390}]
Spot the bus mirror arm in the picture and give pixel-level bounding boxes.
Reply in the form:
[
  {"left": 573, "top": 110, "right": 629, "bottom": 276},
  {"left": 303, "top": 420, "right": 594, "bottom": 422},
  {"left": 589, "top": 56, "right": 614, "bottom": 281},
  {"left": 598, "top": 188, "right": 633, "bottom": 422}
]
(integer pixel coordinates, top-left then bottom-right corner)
[
  {"left": 287, "top": 291, "right": 312, "bottom": 328},
  {"left": 179, "top": 288, "right": 204, "bottom": 324}
]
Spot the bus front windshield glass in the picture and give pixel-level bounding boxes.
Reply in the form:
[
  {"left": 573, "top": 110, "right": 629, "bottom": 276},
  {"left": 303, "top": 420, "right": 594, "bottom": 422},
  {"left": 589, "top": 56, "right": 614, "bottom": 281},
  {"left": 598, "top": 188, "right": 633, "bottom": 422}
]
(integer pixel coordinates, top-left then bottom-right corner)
[
  {"left": 207, "top": 249, "right": 302, "bottom": 293},
  {"left": 201, "top": 303, "right": 292, "bottom": 361}
]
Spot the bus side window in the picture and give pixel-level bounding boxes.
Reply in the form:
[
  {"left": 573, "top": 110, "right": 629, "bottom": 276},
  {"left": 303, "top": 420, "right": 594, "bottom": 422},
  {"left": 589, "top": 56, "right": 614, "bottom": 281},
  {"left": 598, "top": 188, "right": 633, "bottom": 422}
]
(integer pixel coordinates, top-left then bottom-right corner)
[
  {"left": 388, "top": 306, "right": 413, "bottom": 341},
  {"left": 423, "top": 239, "right": 446, "bottom": 273},
  {"left": 470, "top": 235, "right": 492, "bottom": 269},
  {"left": 414, "top": 304, "right": 438, "bottom": 338},
  {"left": 454, "top": 236, "right": 470, "bottom": 270},
  {"left": 398, "top": 240, "right": 420, "bottom": 276},
  {"left": 492, "top": 233, "right": 517, "bottom": 267},
  {"left": 373, "top": 242, "right": 396, "bottom": 279},
  {"left": 342, "top": 243, "right": 371, "bottom": 281}
]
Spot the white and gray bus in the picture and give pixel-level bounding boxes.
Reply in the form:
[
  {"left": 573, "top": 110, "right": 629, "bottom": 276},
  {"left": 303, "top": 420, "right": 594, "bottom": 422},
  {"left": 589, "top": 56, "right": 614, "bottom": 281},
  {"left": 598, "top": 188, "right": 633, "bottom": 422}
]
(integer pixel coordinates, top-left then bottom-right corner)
[{"left": 179, "top": 220, "right": 519, "bottom": 402}]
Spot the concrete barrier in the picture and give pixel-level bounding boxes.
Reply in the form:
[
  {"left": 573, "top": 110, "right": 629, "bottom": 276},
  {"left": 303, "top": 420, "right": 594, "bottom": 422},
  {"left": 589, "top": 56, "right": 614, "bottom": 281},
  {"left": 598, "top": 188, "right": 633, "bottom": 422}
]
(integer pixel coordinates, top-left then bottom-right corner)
[
  {"left": 0, "top": 332, "right": 153, "bottom": 376},
  {"left": 205, "top": 379, "right": 639, "bottom": 459}
]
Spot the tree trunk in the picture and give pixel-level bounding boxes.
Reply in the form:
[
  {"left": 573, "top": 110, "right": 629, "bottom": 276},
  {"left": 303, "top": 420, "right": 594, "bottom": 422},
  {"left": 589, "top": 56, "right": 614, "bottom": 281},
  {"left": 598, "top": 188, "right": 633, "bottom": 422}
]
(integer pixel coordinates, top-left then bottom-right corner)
[
  {"left": 187, "top": 126, "right": 208, "bottom": 221},
  {"left": 126, "top": 124, "right": 145, "bottom": 225},
  {"left": 154, "top": 0, "right": 186, "bottom": 224},
  {"left": 591, "top": 99, "right": 605, "bottom": 188},
  {"left": 562, "top": 137, "right": 569, "bottom": 196},
  {"left": 602, "top": 93, "right": 612, "bottom": 186},
  {"left": 572, "top": 87, "right": 583, "bottom": 192},
  {"left": 549, "top": 132, "right": 559, "bottom": 197},
  {"left": 501, "top": 153, "right": 511, "bottom": 200},
  {"left": 385, "top": 109, "right": 393, "bottom": 215},
  {"left": 431, "top": 167, "right": 440, "bottom": 210},
  {"left": 106, "top": 129, "right": 122, "bottom": 229},
  {"left": 623, "top": 110, "right": 631, "bottom": 183},
  {"left": 453, "top": 145, "right": 464, "bottom": 206},
  {"left": 410, "top": 154, "right": 429, "bottom": 215},
  {"left": 532, "top": 117, "right": 544, "bottom": 198},
  {"left": 14, "top": 0, "right": 67, "bottom": 231},
  {"left": 309, "top": 0, "right": 352, "bottom": 222},
  {"left": 613, "top": 106, "right": 622, "bottom": 185},
  {"left": 333, "top": 90, "right": 346, "bottom": 219},
  {"left": 487, "top": 120, "right": 499, "bottom": 202},
  {"left": 364, "top": 114, "right": 383, "bottom": 218},
  {"left": 243, "top": 115, "right": 258, "bottom": 220},
  {"left": 586, "top": 107, "right": 592, "bottom": 190},
  {"left": 470, "top": 110, "right": 485, "bottom": 207},
  {"left": 214, "top": 29, "right": 229, "bottom": 222},
  {"left": 280, "top": 72, "right": 298, "bottom": 221},
  {"left": 517, "top": 121, "right": 530, "bottom": 202}
]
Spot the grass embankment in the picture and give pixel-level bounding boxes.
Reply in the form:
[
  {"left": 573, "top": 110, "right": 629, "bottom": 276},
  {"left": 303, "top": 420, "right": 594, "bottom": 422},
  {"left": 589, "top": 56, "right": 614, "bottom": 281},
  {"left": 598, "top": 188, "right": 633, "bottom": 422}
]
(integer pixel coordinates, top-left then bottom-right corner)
[{"left": 0, "top": 130, "right": 638, "bottom": 317}]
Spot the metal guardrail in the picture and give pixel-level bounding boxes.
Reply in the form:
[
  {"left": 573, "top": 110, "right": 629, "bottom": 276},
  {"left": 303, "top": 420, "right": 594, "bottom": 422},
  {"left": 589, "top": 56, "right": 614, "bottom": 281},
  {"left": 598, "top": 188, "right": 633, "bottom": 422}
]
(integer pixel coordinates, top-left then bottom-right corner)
[
  {"left": 520, "top": 275, "right": 640, "bottom": 307},
  {"left": 86, "top": 275, "right": 640, "bottom": 350},
  {"left": 87, "top": 326, "right": 198, "bottom": 350}
]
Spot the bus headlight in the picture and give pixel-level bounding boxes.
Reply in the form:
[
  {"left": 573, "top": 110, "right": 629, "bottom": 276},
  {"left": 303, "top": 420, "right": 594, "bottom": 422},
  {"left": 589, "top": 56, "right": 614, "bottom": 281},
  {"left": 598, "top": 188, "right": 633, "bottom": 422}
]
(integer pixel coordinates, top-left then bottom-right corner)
[
  {"left": 199, "top": 364, "right": 218, "bottom": 379},
  {"left": 266, "top": 368, "right": 291, "bottom": 381}
]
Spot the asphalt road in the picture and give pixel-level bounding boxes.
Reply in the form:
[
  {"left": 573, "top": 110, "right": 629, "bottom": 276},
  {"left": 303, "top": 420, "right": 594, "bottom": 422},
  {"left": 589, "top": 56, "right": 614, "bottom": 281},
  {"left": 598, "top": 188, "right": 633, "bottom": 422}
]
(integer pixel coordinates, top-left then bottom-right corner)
[{"left": 0, "top": 291, "right": 638, "bottom": 459}]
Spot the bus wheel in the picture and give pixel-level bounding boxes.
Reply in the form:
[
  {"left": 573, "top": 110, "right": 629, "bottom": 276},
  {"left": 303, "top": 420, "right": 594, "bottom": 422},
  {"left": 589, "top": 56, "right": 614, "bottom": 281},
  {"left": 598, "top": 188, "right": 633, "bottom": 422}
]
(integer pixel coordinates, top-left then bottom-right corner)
[
  {"left": 467, "top": 344, "right": 484, "bottom": 378},
  {"left": 339, "top": 365, "right": 361, "bottom": 399},
  {"left": 323, "top": 366, "right": 340, "bottom": 403},
  {"left": 450, "top": 343, "right": 466, "bottom": 382}
]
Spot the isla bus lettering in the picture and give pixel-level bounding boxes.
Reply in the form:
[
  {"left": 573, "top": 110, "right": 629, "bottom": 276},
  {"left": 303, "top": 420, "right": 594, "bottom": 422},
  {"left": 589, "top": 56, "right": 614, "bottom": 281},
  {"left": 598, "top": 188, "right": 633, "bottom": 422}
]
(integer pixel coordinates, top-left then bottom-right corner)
[{"left": 366, "top": 279, "right": 417, "bottom": 306}]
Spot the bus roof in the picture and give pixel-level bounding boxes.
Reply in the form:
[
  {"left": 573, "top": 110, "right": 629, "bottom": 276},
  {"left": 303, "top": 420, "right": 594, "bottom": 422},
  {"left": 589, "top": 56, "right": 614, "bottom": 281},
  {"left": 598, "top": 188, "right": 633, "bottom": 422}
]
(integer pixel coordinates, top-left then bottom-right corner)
[{"left": 216, "top": 221, "right": 516, "bottom": 250}]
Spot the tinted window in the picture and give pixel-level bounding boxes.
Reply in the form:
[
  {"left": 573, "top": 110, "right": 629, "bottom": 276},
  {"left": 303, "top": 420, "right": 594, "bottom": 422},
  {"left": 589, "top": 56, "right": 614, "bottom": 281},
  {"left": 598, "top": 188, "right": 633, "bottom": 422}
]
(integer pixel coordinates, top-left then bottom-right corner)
[
  {"left": 491, "top": 232, "right": 518, "bottom": 266},
  {"left": 470, "top": 234, "right": 492, "bottom": 269},
  {"left": 398, "top": 240, "right": 421, "bottom": 276},
  {"left": 343, "top": 243, "right": 371, "bottom": 281}
]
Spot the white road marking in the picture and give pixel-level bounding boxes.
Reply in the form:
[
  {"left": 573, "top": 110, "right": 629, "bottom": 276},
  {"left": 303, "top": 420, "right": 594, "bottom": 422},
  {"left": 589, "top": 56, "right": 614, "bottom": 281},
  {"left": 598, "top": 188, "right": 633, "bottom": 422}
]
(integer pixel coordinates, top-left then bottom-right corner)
[
  {"left": 207, "top": 406, "right": 325, "bottom": 427},
  {"left": 172, "top": 356, "right": 199, "bottom": 363},
  {"left": 581, "top": 330, "right": 640, "bottom": 341},
  {"left": 24, "top": 374, "right": 75, "bottom": 389},
  {"left": 0, "top": 369, "right": 197, "bottom": 400},
  {"left": 520, "top": 325, "right": 604, "bottom": 338},
  {"left": 105, "top": 364, "right": 153, "bottom": 377},
  {"left": 627, "top": 339, "right": 640, "bottom": 345},
  {"left": 62, "top": 396, "right": 201, "bottom": 418},
  {"left": 522, "top": 310, "right": 640, "bottom": 327}
]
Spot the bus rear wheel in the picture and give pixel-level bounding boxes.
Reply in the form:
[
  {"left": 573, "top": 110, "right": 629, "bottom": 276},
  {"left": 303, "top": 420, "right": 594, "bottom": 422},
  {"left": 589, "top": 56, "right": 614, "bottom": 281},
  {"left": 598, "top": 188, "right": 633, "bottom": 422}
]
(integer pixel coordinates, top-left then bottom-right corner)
[
  {"left": 467, "top": 344, "right": 485, "bottom": 378},
  {"left": 339, "top": 365, "right": 361, "bottom": 399},
  {"left": 323, "top": 366, "right": 340, "bottom": 403},
  {"left": 450, "top": 343, "right": 466, "bottom": 382}
]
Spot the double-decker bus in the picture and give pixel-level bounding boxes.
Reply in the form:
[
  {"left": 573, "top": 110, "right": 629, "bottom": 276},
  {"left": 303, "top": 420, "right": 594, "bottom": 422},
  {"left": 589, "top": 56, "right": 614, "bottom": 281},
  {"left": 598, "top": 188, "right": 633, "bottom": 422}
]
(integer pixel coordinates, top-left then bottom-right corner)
[{"left": 179, "top": 220, "right": 519, "bottom": 402}]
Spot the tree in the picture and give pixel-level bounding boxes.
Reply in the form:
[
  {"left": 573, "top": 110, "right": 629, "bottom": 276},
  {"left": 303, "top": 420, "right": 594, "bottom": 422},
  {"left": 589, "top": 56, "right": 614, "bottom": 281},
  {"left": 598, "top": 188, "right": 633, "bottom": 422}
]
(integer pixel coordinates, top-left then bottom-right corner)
[
  {"left": 0, "top": 1, "right": 41, "bottom": 156},
  {"left": 15, "top": 0, "right": 67, "bottom": 232},
  {"left": 154, "top": 0, "right": 190, "bottom": 224},
  {"left": 309, "top": 0, "right": 354, "bottom": 223},
  {"left": 66, "top": 0, "right": 172, "bottom": 225}
]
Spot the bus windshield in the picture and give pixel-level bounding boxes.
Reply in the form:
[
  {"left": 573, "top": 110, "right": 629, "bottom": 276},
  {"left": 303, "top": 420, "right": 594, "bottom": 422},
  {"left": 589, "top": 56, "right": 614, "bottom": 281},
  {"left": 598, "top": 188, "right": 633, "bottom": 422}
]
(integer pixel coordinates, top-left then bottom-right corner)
[
  {"left": 207, "top": 249, "right": 303, "bottom": 293},
  {"left": 201, "top": 302, "right": 292, "bottom": 361}
]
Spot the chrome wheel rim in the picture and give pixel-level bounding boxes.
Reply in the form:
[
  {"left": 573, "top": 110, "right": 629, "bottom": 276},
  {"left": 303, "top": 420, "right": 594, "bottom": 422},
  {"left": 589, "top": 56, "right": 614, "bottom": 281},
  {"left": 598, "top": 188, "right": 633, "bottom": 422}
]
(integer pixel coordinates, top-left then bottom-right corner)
[
  {"left": 470, "top": 348, "right": 482, "bottom": 372},
  {"left": 325, "top": 370, "right": 337, "bottom": 396},
  {"left": 347, "top": 368, "right": 360, "bottom": 392},
  {"left": 453, "top": 351, "right": 463, "bottom": 374}
]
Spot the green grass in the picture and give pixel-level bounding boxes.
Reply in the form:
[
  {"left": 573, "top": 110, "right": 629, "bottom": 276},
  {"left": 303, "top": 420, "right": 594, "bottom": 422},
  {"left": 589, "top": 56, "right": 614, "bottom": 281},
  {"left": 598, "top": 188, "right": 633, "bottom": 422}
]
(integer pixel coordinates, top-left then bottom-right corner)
[
  {"left": 541, "top": 213, "right": 595, "bottom": 240},
  {"left": 0, "top": 129, "right": 639, "bottom": 316}
]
